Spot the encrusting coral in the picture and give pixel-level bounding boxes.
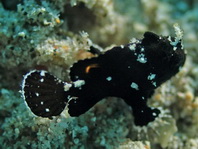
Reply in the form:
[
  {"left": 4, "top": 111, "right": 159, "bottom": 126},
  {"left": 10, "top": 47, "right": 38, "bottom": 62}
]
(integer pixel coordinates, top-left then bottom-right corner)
[{"left": 1, "top": 0, "right": 198, "bottom": 149}]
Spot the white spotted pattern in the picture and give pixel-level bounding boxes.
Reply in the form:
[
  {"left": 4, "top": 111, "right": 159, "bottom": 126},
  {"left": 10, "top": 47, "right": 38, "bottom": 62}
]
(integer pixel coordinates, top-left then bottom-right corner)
[
  {"left": 35, "top": 93, "right": 39, "bottom": 97},
  {"left": 106, "top": 76, "right": 112, "bottom": 81},
  {"left": 45, "top": 108, "right": 50, "bottom": 112},
  {"left": 74, "top": 80, "right": 85, "bottom": 88},
  {"left": 40, "top": 71, "right": 46, "bottom": 76},
  {"left": 131, "top": 82, "right": 139, "bottom": 90},
  {"left": 137, "top": 53, "right": 147, "bottom": 63}
]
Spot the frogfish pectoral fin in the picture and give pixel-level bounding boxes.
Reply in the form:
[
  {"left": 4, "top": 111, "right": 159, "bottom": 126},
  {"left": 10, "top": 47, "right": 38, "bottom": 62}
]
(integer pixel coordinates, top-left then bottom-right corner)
[
  {"left": 123, "top": 93, "right": 160, "bottom": 126},
  {"left": 22, "top": 70, "right": 68, "bottom": 117}
]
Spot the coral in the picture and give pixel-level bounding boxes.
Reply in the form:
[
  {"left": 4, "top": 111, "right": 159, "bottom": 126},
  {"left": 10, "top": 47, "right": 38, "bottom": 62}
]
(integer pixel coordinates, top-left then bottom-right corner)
[
  {"left": 1, "top": 0, "right": 198, "bottom": 148},
  {"left": 130, "top": 109, "right": 177, "bottom": 148},
  {"left": 118, "top": 140, "right": 150, "bottom": 149}
]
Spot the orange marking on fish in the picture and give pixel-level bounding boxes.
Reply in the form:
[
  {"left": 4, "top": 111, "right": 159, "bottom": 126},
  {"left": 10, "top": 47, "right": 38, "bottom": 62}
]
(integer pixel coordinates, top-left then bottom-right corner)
[{"left": 85, "top": 64, "right": 99, "bottom": 74}]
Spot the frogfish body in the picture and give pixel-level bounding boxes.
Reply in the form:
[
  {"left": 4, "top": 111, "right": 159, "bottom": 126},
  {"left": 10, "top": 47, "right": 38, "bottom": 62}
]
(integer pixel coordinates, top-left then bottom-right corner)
[{"left": 22, "top": 29, "right": 186, "bottom": 126}]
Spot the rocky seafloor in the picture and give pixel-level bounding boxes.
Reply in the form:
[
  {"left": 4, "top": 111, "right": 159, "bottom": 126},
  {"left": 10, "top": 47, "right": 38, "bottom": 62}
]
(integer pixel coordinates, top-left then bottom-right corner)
[{"left": 0, "top": 0, "right": 198, "bottom": 148}]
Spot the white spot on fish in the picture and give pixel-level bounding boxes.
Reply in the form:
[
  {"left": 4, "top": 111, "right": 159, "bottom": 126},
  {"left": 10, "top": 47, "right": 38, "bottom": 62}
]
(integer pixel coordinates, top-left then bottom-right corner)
[
  {"left": 40, "top": 78, "right": 44, "bottom": 82},
  {"left": 131, "top": 82, "right": 139, "bottom": 90},
  {"left": 137, "top": 53, "right": 147, "bottom": 63},
  {"left": 147, "top": 73, "right": 156, "bottom": 80},
  {"left": 64, "top": 83, "right": 72, "bottom": 91},
  {"left": 152, "top": 112, "right": 157, "bottom": 116},
  {"left": 74, "top": 80, "right": 85, "bottom": 88},
  {"left": 152, "top": 82, "right": 157, "bottom": 87},
  {"left": 58, "top": 79, "right": 62, "bottom": 83},
  {"left": 45, "top": 108, "right": 50, "bottom": 112},
  {"left": 106, "top": 76, "right": 112, "bottom": 81},
  {"left": 129, "top": 44, "right": 136, "bottom": 51},
  {"left": 40, "top": 71, "right": 46, "bottom": 76}
]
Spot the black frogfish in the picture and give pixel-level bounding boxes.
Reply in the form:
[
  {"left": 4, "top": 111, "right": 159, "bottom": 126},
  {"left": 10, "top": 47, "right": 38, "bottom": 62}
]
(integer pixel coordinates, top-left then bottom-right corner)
[{"left": 21, "top": 25, "right": 186, "bottom": 126}]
